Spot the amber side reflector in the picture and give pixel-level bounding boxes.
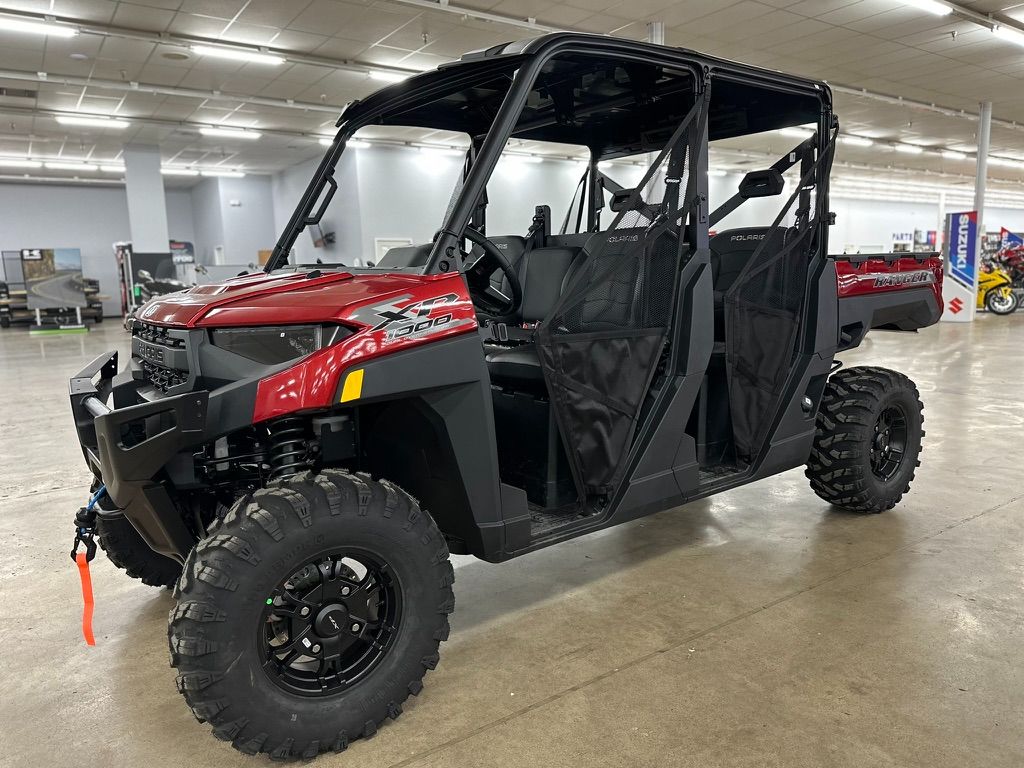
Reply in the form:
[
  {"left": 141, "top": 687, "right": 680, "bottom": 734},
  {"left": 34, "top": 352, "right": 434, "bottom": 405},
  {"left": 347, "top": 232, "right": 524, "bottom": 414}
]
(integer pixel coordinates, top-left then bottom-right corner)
[{"left": 340, "top": 369, "right": 364, "bottom": 403}]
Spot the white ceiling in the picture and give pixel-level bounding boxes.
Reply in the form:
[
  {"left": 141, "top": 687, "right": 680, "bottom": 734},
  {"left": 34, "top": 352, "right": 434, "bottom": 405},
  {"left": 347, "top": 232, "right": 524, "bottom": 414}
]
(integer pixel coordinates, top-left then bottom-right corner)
[{"left": 0, "top": 0, "right": 1021, "bottom": 193}]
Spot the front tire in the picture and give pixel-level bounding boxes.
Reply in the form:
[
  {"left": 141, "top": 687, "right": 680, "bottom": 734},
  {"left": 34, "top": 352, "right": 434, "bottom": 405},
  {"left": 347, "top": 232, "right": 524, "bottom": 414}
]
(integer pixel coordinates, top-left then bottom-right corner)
[
  {"left": 92, "top": 482, "right": 182, "bottom": 588},
  {"left": 97, "top": 515, "right": 182, "bottom": 588},
  {"left": 168, "top": 470, "right": 454, "bottom": 760},
  {"left": 806, "top": 366, "right": 923, "bottom": 513},
  {"left": 985, "top": 286, "right": 1018, "bottom": 315}
]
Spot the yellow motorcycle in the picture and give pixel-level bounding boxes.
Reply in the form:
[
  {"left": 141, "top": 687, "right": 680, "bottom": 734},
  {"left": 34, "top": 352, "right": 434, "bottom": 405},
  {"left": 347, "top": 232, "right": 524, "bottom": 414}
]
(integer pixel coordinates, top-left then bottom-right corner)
[{"left": 978, "top": 261, "right": 1019, "bottom": 315}]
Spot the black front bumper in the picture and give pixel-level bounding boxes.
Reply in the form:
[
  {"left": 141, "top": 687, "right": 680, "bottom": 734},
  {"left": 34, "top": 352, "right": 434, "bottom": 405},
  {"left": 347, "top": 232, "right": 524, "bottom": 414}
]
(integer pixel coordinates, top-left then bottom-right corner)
[{"left": 70, "top": 350, "right": 209, "bottom": 563}]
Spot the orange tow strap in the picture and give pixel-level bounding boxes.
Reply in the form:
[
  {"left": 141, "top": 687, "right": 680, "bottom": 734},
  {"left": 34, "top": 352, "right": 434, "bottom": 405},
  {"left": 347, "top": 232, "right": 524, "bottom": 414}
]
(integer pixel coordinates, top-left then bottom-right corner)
[{"left": 76, "top": 552, "right": 96, "bottom": 646}]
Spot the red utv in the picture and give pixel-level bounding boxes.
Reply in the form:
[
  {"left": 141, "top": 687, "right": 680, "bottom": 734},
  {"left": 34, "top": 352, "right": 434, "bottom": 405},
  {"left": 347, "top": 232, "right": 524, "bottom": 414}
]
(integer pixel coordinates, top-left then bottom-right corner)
[{"left": 68, "top": 33, "right": 942, "bottom": 759}]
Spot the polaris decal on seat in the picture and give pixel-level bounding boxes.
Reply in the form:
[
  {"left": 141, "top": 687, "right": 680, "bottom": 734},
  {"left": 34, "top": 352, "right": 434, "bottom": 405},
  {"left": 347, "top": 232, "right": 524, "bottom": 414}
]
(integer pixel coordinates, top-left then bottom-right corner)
[
  {"left": 606, "top": 234, "right": 640, "bottom": 244},
  {"left": 731, "top": 233, "right": 767, "bottom": 241}
]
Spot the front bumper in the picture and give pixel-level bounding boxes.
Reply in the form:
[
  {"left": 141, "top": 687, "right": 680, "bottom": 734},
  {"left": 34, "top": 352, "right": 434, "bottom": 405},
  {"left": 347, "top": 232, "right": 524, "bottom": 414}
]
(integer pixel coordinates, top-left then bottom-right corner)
[{"left": 70, "top": 350, "right": 209, "bottom": 563}]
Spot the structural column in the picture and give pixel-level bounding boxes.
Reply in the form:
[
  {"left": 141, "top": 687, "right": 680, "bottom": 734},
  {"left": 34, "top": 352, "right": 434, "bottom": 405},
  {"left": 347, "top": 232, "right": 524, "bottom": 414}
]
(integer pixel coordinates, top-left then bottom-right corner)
[
  {"left": 974, "top": 101, "right": 991, "bottom": 244},
  {"left": 941, "top": 102, "right": 991, "bottom": 322},
  {"left": 646, "top": 21, "right": 665, "bottom": 46},
  {"left": 123, "top": 145, "right": 170, "bottom": 253}
]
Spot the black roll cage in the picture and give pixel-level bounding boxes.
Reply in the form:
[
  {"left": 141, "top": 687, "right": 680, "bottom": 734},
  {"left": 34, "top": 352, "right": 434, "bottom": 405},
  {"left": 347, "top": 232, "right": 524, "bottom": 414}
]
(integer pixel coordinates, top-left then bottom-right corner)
[{"left": 265, "top": 32, "right": 833, "bottom": 279}]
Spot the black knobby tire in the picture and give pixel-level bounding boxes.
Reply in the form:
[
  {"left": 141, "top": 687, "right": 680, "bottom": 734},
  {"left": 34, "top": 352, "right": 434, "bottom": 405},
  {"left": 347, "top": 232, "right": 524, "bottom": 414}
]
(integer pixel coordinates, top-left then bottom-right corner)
[
  {"left": 805, "top": 366, "right": 924, "bottom": 513},
  {"left": 168, "top": 469, "right": 454, "bottom": 760},
  {"left": 95, "top": 495, "right": 182, "bottom": 588},
  {"left": 984, "top": 287, "right": 1018, "bottom": 315}
]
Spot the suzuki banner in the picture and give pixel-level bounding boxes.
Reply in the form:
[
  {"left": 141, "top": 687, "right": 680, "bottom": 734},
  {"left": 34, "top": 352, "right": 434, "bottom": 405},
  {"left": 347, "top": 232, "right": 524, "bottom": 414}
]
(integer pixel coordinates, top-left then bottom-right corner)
[
  {"left": 941, "top": 211, "right": 979, "bottom": 322},
  {"left": 1001, "top": 227, "right": 1023, "bottom": 249}
]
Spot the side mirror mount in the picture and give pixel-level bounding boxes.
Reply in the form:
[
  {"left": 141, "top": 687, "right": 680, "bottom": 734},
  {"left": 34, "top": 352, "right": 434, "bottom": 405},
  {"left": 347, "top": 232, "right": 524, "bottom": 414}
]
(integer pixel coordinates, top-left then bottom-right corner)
[{"left": 738, "top": 169, "right": 785, "bottom": 199}]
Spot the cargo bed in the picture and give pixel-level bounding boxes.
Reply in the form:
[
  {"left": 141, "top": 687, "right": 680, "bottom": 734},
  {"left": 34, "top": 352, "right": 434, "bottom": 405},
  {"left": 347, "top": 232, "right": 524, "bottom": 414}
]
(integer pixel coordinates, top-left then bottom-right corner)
[{"left": 831, "top": 252, "right": 943, "bottom": 350}]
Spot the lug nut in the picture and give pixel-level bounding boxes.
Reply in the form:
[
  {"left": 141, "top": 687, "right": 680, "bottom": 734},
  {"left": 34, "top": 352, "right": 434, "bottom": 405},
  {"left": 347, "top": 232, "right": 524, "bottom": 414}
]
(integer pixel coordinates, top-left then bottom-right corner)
[
  {"left": 351, "top": 623, "right": 360, "bottom": 633},
  {"left": 300, "top": 606, "right": 310, "bottom": 617},
  {"left": 311, "top": 644, "right": 321, "bottom": 653},
  {"left": 341, "top": 587, "right": 350, "bottom": 596}
]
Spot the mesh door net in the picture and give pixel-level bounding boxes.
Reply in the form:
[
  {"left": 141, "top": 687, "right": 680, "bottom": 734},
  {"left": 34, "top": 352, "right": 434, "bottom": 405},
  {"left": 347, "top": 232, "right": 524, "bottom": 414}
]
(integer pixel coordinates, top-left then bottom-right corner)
[
  {"left": 537, "top": 98, "right": 705, "bottom": 499},
  {"left": 724, "top": 130, "right": 836, "bottom": 461}
]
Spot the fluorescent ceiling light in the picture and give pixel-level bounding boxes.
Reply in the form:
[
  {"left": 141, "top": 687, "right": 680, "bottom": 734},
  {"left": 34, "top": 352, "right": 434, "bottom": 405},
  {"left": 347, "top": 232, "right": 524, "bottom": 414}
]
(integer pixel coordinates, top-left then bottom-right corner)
[
  {"left": 941, "top": 150, "right": 967, "bottom": 160},
  {"left": 200, "top": 170, "right": 246, "bottom": 178},
  {"left": 506, "top": 154, "right": 543, "bottom": 163},
  {"left": 55, "top": 114, "right": 131, "bottom": 129},
  {"left": 100, "top": 165, "right": 125, "bottom": 173},
  {"left": 993, "top": 25, "right": 1024, "bottom": 48},
  {"left": 421, "top": 146, "right": 462, "bottom": 157},
  {"left": 0, "top": 158, "right": 41, "bottom": 168},
  {"left": 369, "top": 70, "right": 409, "bottom": 83},
  {"left": 346, "top": 139, "right": 371, "bottom": 149},
  {"left": 44, "top": 161, "right": 97, "bottom": 171},
  {"left": 840, "top": 135, "right": 874, "bottom": 147},
  {"left": 0, "top": 17, "right": 77, "bottom": 37},
  {"left": 191, "top": 44, "right": 284, "bottom": 65},
  {"left": 780, "top": 127, "right": 813, "bottom": 138},
  {"left": 319, "top": 137, "right": 333, "bottom": 147},
  {"left": 161, "top": 167, "right": 199, "bottom": 176},
  {"left": 894, "top": 143, "right": 924, "bottom": 154},
  {"left": 902, "top": 0, "right": 952, "bottom": 16},
  {"left": 989, "top": 156, "right": 1024, "bottom": 168},
  {"left": 200, "top": 126, "right": 261, "bottom": 140},
  {"left": 708, "top": 169, "right": 728, "bottom": 177}
]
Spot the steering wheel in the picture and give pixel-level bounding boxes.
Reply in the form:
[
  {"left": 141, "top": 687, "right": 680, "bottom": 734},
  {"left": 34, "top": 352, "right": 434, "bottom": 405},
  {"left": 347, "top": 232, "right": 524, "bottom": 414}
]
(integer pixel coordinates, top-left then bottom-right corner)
[{"left": 460, "top": 226, "right": 523, "bottom": 318}]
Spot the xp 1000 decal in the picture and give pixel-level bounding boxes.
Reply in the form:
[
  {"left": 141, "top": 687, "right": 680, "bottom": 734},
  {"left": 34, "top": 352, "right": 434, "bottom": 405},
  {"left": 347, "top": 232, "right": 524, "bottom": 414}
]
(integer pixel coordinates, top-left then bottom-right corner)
[{"left": 348, "top": 291, "right": 477, "bottom": 346}]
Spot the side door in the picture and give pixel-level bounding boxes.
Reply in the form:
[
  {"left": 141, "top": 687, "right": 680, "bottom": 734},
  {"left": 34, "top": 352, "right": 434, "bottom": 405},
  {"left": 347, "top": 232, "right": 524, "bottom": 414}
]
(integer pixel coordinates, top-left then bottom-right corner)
[{"left": 536, "top": 95, "right": 709, "bottom": 503}]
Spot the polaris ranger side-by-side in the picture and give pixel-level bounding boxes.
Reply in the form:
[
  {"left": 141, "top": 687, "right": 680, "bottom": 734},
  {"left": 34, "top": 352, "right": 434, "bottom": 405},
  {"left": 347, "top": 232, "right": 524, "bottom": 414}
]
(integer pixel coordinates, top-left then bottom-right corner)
[{"left": 68, "top": 34, "right": 942, "bottom": 759}]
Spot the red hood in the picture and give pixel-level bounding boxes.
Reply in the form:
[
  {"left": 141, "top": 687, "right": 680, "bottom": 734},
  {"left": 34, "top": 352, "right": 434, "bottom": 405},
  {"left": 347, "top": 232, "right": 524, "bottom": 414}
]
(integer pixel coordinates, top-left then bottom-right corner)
[{"left": 135, "top": 270, "right": 464, "bottom": 328}]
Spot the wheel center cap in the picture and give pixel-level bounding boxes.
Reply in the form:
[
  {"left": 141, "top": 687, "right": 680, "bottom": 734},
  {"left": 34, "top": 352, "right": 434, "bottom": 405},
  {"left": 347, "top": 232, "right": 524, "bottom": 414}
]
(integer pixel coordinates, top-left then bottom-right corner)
[{"left": 314, "top": 604, "right": 348, "bottom": 636}]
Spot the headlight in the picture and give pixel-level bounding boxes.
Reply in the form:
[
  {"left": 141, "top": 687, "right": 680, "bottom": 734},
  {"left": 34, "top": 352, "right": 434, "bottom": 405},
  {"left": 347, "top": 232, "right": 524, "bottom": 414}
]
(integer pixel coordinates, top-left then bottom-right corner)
[{"left": 209, "top": 324, "right": 351, "bottom": 365}]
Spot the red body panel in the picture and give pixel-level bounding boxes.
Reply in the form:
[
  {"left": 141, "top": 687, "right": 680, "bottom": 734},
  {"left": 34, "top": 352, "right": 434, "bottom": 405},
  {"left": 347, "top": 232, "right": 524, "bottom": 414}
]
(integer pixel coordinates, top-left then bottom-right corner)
[
  {"left": 835, "top": 255, "right": 943, "bottom": 309},
  {"left": 135, "top": 269, "right": 477, "bottom": 423}
]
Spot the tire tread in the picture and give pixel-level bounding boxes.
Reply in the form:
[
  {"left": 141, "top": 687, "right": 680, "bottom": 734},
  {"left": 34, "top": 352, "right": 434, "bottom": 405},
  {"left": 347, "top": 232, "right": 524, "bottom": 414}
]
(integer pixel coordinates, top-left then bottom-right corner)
[
  {"left": 805, "top": 366, "right": 923, "bottom": 513},
  {"left": 168, "top": 469, "right": 454, "bottom": 760}
]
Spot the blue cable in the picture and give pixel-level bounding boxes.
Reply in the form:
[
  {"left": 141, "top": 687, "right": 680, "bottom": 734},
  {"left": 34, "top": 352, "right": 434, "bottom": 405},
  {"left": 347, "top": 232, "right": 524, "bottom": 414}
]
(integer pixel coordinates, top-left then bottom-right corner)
[{"left": 86, "top": 484, "right": 106, "bottom": 511}]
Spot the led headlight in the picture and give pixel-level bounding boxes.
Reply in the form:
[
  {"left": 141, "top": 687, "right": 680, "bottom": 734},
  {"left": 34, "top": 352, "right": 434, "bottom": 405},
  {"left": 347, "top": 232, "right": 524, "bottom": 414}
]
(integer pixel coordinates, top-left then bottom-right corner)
[{"left": 209, "top": 324, "right": 351, "bottom": 364}]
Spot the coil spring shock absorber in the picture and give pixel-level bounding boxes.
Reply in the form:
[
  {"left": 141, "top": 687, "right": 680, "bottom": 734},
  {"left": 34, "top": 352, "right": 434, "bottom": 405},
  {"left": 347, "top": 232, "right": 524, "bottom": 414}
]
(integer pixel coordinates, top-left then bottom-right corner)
[{"left": 267, "top": 416, "right": 310, "bottom": 480}]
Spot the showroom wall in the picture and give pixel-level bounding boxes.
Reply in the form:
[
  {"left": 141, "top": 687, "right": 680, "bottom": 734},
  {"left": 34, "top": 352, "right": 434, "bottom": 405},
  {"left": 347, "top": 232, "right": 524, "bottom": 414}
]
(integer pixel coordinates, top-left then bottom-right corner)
[
  {"left": 2, "top": 154, "right": 1024, "bottom": 318},
  {"left": 0, "top": 183, "right": 195, "bottom": 316},
  {"left": 191, "top": 175, "right": 277, "bottom": 267},
  {"left": 271, "top": 151, "right": 362, "bottom": 266},
  {"left": 190, "top": 178, "right": 224, "bottom": 266}
]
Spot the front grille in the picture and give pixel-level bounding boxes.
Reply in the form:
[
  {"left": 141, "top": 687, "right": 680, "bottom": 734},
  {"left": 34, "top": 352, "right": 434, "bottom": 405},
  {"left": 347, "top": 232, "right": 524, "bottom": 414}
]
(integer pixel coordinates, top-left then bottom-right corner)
[
  {"left": 132, "top": 321, "right": 191, "bottom": 394},
  {"left": 132, "top": 321, "right": 185, "bottom": 348},
  {"left": 140, "top": 360, "right": 189, "bottom": 392}
]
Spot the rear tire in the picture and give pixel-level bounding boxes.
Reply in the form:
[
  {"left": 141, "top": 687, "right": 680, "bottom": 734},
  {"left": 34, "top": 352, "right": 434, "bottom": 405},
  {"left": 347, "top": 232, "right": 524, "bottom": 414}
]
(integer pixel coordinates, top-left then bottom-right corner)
[
  {"left": 805, "top": 366, "right": 923, "bottom": 513},
  {"left": 984, "top": 287, "right": 1018, "bottom": 315},
  {"left": 168, "top": 470, "right": 454, "bottom": 759}
]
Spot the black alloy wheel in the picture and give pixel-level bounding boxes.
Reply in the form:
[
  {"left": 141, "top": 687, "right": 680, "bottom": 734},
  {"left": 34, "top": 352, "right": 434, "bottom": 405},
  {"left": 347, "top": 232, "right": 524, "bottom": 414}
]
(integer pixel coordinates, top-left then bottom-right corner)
[
  {"left": 261, "top": 551, "right": 402, "bottom": 697},
  {"left": 869, "top": 405, "right": 908, "bottom": 482}
]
